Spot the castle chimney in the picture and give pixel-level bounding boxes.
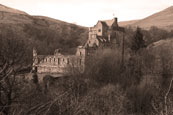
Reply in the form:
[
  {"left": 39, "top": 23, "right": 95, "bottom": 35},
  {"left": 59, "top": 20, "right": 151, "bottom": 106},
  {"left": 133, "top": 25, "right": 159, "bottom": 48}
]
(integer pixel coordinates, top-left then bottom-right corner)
[
  {"left": 114, "top": 17, "right": 118, "bottom": 23},
  {"left": 113, "top": 17, "right": 118, "bottom": 27}
]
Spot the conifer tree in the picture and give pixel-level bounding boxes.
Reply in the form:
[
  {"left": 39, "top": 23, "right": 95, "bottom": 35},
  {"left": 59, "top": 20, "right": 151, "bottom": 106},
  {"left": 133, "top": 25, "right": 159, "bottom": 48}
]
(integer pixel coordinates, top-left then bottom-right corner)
[{"left": 131, "top": 27, "right": 145, "bottom": 53}]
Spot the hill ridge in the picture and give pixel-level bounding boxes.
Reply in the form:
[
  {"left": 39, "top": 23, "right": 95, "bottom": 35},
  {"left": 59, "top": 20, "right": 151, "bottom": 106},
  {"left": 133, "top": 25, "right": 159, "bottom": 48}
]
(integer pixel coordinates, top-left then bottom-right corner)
[
  {"left": 0, "top": 4, "right": 88, "bottom": 55},
  {"left": 0, "top": 4, "right": 27, "bottom": 15},
  {"left": 119, "top": 6, "right": 173, "bottom": 30}
]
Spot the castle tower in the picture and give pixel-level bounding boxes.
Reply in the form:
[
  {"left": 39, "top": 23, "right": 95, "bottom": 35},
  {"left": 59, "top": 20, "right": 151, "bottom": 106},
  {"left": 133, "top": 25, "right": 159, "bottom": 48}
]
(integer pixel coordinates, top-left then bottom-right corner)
[
  {"left": 33, "top": 48, "right": 37, "bottom": 58},
  {"left": 76, "top": 46, "right": 86, "bottom": 57},
  {"left": 76, "top": 46, "right": 87, "bottom": 72},
  {"left": 54, "top": 49, "right": 61, "bottom": 56},
  {"left": 32, "top": 48, "right": 38, "bottom": 72}
]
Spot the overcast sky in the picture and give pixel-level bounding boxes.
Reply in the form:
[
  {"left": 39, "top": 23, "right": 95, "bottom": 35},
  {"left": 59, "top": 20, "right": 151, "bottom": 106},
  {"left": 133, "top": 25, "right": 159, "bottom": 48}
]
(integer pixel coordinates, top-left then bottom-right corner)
[{"left": 0, "top": 0, "right": 172, "bottom": 26}]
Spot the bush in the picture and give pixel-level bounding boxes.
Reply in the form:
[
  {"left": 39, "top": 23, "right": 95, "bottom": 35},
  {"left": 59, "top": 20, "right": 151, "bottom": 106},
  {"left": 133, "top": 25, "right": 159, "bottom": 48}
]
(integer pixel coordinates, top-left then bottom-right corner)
[{"left": 85, "top": 48, "right": 125, "bottom": 86}]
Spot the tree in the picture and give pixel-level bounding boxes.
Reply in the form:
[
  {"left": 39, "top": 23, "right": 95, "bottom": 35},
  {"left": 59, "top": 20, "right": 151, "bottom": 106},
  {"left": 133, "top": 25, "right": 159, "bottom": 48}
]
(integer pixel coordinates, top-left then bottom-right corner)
[
  {"left": 0, "top": 30, "right": 31, "bottom": 114},
  {"left": 151, "top": 48, "right": 173, "bottom": 115},
  {"left": 131, "top": 27, "right": 145, "bottom": 53}
]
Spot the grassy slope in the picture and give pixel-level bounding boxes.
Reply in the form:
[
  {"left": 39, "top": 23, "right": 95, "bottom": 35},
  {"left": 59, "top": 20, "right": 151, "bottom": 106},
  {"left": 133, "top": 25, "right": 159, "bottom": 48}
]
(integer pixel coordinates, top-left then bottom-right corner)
[
  {"left": 118, "top": 20, "right": 139, "bottom": 27},
  {"left": 118, "top": 6, "right": 173, "bottom": 30},
  {"left": 0, "top": 4, "right": 88, "bottom": 55},
  {"left": 147, "top": 38, "right": 173, "bottom": 58},
  {"left": 133, "top": 6, "right": 173, "bottom": 30}
]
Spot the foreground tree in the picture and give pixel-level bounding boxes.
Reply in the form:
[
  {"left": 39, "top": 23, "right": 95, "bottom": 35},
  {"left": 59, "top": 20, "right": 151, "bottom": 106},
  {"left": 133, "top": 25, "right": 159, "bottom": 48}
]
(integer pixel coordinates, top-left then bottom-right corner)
[
  {"left": 0, "top": 31, "right": 31, "bottom": 114},
  {"left": 150, "top": 48, "right": 173, "bottom": 115}
]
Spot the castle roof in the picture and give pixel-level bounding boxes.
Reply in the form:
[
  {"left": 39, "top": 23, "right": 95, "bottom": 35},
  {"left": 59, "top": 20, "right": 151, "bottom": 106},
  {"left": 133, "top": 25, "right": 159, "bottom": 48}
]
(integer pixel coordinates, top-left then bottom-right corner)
[
  {"left": 100, "top": 18, "right": 117, "bottom": 27},
  {"left": 99, "top": 21, "right": 108, "bottom": 27},
  {"left": 102, "top": 19, "right": 115, "bottom": 27}
]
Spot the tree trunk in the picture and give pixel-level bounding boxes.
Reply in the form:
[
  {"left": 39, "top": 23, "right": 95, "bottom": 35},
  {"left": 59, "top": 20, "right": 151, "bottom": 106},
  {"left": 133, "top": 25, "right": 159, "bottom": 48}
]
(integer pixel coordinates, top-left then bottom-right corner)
[{"left": 164, "top": 76, "right": 173, "bottom": 115}]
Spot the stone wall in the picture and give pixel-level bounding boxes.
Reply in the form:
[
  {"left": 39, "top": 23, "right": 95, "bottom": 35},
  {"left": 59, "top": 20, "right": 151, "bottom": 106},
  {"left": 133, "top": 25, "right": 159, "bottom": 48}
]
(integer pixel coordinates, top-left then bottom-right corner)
[{"left": 33, "top": 47, "right": 86, "bottom": 74}]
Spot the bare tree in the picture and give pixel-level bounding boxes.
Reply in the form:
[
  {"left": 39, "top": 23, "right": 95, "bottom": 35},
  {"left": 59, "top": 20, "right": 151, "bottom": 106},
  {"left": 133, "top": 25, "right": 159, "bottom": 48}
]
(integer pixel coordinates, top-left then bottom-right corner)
[
  {"left": 151, "top": 48, "right": 173, "bottom": 115},
  {"left": 0, "top": 33, "right": 30, "bottom": 114},
  {"left": 164, "top": 75, "right": 173, "bottom": 115}
]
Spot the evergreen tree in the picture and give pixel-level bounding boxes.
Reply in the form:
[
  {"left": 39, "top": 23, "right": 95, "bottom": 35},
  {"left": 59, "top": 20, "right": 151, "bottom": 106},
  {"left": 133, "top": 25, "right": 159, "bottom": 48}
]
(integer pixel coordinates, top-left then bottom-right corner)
[{"left": 131, "top": 27, "right": 145, "bottom": 53}]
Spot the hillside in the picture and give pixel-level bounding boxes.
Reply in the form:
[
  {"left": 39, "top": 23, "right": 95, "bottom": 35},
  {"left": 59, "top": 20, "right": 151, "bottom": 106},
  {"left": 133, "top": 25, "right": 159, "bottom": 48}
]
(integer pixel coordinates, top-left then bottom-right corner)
[
  {"left": 119, "top": 6, "right": 173, "bottom": 30},
  {"left": 147, "top": 38, "right": 173, "bottom": 60},
  {"left": 0, "top": 4, "right": 27, "bottom": 14},
  {"left": 0, "top": 4, "right": 88, "bottom": 55},
  {"left": 148, "top": 38, "right": 173, "bottom": 50},
  {"left": 133, "top": 6, "right": 173, "bottom": 30},
  {"left": 118, "top": 20, "right": 139, "bottom": 27}
]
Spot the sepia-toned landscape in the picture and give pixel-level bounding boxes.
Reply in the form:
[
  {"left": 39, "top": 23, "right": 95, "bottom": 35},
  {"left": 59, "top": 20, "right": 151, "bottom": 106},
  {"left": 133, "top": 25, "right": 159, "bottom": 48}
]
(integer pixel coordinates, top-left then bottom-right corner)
[{"left": 0, "top": 1, "right": 173, "bottom": 115}]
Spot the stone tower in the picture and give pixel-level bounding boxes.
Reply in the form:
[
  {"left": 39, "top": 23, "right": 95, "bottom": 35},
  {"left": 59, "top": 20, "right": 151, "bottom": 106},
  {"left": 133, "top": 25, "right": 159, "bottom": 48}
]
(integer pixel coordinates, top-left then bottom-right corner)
[
  {"left": 76, "top": 46, "right": 86, "bottom": 57},
  {"left": 32, "top": 48, "right": 38, "bottom": 72},
  {"left": 76, "top": 46, "right": 86, "bottom": 72}
]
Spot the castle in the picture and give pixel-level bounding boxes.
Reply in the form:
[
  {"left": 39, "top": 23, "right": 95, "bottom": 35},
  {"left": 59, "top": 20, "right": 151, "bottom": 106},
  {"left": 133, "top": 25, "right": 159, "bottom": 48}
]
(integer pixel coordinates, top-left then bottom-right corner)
[{"left": 32, "top": 17, "right": 124, "bottom": 74}]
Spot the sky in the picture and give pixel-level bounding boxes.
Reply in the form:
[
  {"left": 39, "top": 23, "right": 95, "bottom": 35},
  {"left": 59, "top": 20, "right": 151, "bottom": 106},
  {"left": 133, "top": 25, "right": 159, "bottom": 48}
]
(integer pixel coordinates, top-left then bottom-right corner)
[{"left": 0, "top": 0, "right": 173, "bottom": 27}]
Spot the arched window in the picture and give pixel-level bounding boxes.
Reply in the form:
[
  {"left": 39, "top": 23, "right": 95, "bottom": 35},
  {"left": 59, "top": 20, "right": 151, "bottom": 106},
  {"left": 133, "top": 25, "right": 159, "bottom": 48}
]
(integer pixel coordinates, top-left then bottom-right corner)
[
  {"left": 58, "top": 58, "right": 60, "bottom": 65},
  {"left": 67, "top": 58, "right": 70, "bottom": 64}
]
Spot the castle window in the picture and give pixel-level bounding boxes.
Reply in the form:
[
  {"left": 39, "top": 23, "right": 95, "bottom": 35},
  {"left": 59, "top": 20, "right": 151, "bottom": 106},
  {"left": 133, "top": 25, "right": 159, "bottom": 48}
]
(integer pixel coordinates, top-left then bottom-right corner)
[
  {"left": 54, "top": 58, "right": 55, "bottom": 62},
  {"left": 67, "top": 58, "right": 69, "bottom": 64},
  {"left": 79, "top": 59, "right": 82, "bottom": 65},
  {"left": 98, "top": 29, "right": 101, "bottom": 32},
  {"left": 80, "top": 52, "right": 82, "bottom": 56},
  {"left": 58, "top": 58, "right": 60, "bottom": 65}
]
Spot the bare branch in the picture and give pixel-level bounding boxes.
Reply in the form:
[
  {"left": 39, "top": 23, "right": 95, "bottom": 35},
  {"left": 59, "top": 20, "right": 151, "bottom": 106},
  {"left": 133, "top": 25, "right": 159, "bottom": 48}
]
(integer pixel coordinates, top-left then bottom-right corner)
[{"left": 164, "top": 76, "right": 173, "bottom": 115}]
